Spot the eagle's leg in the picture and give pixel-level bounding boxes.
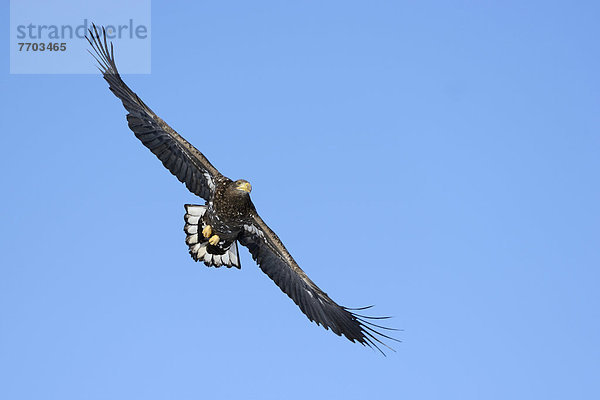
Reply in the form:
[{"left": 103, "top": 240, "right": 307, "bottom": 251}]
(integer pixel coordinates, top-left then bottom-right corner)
[
  {"left": 202, "top": 224, "right": 220, "bottom": 245},
  {"left": 208, "top": 235, "right": 220, "bottom": 245}
]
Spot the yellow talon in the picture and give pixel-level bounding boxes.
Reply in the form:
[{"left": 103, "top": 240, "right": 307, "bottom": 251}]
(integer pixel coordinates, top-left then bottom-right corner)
[
  {"left": 202, "top": 225, "right": 212, "bottom": 238},
  {"left": 208, "top": 235, "right": 220, "bottom": 246}
]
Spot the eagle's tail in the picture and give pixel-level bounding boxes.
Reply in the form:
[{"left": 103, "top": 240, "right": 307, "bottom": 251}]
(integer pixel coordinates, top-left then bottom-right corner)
[{"left": 184, "top": 204, "right": 241, "bottom": 269}]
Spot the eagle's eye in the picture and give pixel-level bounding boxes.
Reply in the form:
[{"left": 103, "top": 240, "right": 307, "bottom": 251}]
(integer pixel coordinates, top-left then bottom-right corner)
[{"left": 236, "top": 180, "right": 252, "bottom": 193}]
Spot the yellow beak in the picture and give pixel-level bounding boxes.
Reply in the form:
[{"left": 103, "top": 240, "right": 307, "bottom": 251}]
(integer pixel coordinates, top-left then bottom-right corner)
[{"left": 238, "top": 182, "right": 252, "bottom": 193}]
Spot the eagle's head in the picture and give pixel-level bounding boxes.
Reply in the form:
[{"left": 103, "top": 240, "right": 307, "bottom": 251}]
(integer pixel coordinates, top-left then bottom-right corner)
[{"left": 233, "top": 179, "right": 252, "bottom": 194}]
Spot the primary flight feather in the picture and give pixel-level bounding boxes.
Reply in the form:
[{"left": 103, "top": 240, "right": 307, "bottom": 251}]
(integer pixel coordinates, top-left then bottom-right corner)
[{"left": 87, "top": 25, "right": 398, "bottom": 354}]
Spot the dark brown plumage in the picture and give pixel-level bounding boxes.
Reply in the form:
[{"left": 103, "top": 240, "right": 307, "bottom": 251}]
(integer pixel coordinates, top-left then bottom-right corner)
[{"left": 87, "top": 25, "right": 398, "bottom": 354}]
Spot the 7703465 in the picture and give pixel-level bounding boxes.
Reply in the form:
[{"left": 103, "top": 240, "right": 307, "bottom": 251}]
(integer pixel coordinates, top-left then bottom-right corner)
[{"left": 18, "top": 42, "right": 66, "bottom": 51}]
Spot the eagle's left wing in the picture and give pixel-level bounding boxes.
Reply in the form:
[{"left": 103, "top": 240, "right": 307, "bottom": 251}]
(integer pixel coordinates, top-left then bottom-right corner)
[
  {"left": 87, "top": 25, "right": 220, "bottom": 201},
  {"left": 238, "top": 211, "right": 398, "bottom": 354}
]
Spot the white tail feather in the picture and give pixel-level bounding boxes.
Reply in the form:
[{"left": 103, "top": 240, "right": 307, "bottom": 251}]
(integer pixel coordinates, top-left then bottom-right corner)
[{"left": 184, "top": 204, "right": 241, "bottom": 269}]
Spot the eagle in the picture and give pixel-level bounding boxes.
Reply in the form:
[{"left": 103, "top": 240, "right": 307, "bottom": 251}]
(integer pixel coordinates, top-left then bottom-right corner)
[{"left": 87, "top": 25, "right": 398, "bottom": 354}]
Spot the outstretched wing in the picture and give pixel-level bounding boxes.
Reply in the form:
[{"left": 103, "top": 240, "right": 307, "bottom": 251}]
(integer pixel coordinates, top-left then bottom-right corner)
[
  {"left": 238, "top": 211, "right": 398, "bottom": 354},
  {"left": 87, "top": 25, "right": 220, "bottom": 200}
]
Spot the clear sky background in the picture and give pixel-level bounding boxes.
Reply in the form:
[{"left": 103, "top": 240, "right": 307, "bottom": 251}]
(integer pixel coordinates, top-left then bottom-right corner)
[{"left": 1, "top": 1, "right": 599, "bottom": 399}]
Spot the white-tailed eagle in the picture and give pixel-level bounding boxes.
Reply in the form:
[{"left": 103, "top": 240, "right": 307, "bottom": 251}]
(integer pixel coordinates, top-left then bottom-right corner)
[{"left": 87, "top": 25, "right": 398, "bottom": 354}]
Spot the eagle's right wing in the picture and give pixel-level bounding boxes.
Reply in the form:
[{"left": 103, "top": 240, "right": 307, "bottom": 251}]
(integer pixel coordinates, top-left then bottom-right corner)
[
  {"left": 87, "top": 25, "right": 220, "bottom": 201},
  {"left": 238, "top": 211, "right": 398, "bottom": 354}
]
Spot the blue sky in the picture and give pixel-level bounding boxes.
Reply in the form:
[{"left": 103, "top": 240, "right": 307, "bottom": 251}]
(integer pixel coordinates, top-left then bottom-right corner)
[{"left": 1, "top": 1, "right": 599, "bottom": 399}]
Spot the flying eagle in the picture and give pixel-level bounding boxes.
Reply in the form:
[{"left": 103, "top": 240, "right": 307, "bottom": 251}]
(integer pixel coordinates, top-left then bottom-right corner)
[{"left": 87, "top": 25, "right": 397, "bottom": 354}]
